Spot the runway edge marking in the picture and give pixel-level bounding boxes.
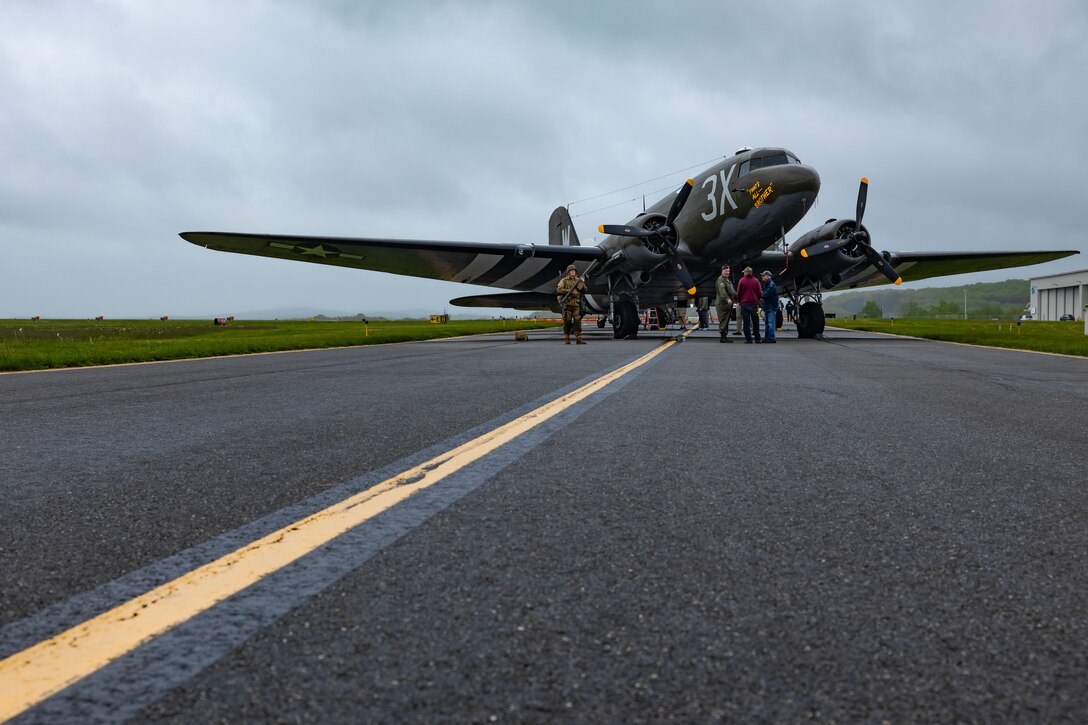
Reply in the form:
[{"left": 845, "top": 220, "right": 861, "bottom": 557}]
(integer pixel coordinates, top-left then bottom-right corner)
[{"left": 0, "top": 337, "right": 680, "bottom": 722}]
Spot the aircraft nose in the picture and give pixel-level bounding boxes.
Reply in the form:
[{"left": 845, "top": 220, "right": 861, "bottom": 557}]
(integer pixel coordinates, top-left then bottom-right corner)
[{"left": 772, "top": 163, "right": 821, "bottom": 196}]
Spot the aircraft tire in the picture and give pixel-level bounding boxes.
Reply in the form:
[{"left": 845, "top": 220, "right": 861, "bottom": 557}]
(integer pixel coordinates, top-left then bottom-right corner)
[
  {"left": 612, "top": 300, "right": 640, "bottom": 339},
  {"left": 796, "top": 302, "right": 825, "bottom": 339}
]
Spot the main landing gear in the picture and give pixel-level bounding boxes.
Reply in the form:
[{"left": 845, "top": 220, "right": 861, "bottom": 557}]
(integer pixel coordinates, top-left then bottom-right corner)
[
  {"left": 611, "top": 299, "right": 640, "bottom": 339},
  {"left": 783, "top": 287, "right": 822, "bottom": 339},
  {"left": 794, "top": 299, "right": 825, "bottom": 339}
]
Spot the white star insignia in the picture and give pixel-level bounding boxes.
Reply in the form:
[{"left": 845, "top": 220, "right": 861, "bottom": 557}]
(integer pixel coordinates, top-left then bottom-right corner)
[{"left": 299, "top": 244, "right": 329, "bottom": 258}]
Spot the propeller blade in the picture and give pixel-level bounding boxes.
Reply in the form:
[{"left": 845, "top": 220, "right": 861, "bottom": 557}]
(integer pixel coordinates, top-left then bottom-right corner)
[
  {"left": 598, "top": 224, "right": 652, "bottom": 238},
  {"left": 856, "top": 177, "right": 868, "bottom": 228},
  {"left": 665, "top": 178, "right": 695, "bottom": 226},
  {"left": 598, "top": 179, "right": 697, "bottom": 294},
  {"left": 799, "top": 237, "right": 853, "bottom": 258},
  {"left": 861, "top": 244, "right": 902, "bottom": 285},
  {"left": 662, "top": 240, "right": 697, "bottom": 296}
]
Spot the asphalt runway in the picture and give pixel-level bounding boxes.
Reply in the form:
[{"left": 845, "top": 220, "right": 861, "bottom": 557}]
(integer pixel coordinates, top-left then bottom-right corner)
[{"left": 2, "top": 324, "right": 1087, "bottom": 721}]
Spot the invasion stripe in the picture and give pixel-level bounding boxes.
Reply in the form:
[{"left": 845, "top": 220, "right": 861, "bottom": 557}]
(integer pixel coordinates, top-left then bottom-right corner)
[
  {"left": 469, "top": 255, "right": 530, "bottom": 286},
  {"left": 519, "top": 261, "right": 567, "bottom": 292},
  {"left": 491, "top": 257, "right": 552, "bottom": 289},
  {"left": 450, "top": 254, "right": 503, "bottom": 283}
]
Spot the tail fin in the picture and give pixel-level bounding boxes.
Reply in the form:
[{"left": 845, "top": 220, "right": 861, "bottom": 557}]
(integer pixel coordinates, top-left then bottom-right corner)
[{"left": 548, "top": 206, "right": 580, "bottom": 246}]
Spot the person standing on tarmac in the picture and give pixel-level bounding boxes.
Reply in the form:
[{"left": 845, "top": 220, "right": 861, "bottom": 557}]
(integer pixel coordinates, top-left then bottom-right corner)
[
  {"left": 696, "top": 296, "right": 710, "bottom": 330},
  {"left": 736, "top": 266, "right": 763, "bottom": 343},
  {"left": 759, "top": 270, "right": 779, "bottom": 343},
  {"left": 714, "top": 264, "right": 737, "bottom": 343},
  {"left": 556, "top": 265, "right": 588, "bottom": 344}
]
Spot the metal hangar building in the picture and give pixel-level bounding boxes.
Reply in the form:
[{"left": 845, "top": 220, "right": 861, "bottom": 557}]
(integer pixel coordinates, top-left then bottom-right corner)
[{"left": 1028, "top": 269, "right": 1087, "bottom": 321}]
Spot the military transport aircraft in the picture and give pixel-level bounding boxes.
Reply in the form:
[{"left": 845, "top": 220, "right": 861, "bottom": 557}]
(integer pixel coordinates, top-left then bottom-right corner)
[{"left": 182, "top": 148, "right": 1076, "bottom": 339}]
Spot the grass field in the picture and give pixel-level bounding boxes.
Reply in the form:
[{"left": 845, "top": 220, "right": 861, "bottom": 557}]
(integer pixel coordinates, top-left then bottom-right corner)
[
  {"left": 0, "top": 318, "right": 561, "bottom": 372},
  {"left": 829, "top": 318, "right": 1088, "bottom": 357}
]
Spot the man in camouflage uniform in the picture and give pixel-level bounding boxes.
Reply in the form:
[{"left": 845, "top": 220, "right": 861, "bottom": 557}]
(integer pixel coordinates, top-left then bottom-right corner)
[
  {"left": 556, "top": 264, "right": 587, "bottom": 345},
  {"left": 714, "top": 263, "right": 737, "bottom": 343}
]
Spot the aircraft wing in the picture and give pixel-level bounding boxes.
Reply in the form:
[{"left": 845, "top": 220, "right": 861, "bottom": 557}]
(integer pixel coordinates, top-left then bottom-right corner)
[
  {"left": 180, "top": 232, "right": 604, "bottom": 292},
  {"left": 760, "top": 248, "right": 1078, "bottom": 294},
  {"left": 880, "top": 250, "right": 1077, "bottom": 283},
  {"left": 843, "top": 249, "right": 1078, "bottom": 289}
]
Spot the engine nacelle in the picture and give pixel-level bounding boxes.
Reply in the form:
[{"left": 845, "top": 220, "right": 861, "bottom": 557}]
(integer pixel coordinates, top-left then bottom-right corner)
[
  {"left": 598, "top": 212, "right": 670, "bottom": 274},
  {"left": 628, "top": 213, "right": 671, "bottom": 254},
  {"left": 789, "top": 218, "right": 870, "bottom": 260},
  {"left": 786, "top": 219, "right": 880, "bottom": 291},
  {"left": 596, "top": 243, "right": 667, "bottom": 280}
]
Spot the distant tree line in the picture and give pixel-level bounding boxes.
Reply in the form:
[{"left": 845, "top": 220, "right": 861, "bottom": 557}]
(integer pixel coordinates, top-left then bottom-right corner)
[
  {"left": 857, "top": 298, "right": 1022, "bottom": 319},
  {"left": 827, "top": 279, "right": 1029, "bottom": 319}
]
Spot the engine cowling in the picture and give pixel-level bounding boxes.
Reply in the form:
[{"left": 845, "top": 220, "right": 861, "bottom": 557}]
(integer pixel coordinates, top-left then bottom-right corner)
[
  {"left": 789, "top": 218, "right": 870, "bottom": 261},
  {"left": 599, "top": 213, "right": 670, "bottom": 274},
  {"left": 788, "top": 178, "right": 903, "bottom": 288},
  {"left": 596, "top": 179, "right": 699, "bottom": 296}
]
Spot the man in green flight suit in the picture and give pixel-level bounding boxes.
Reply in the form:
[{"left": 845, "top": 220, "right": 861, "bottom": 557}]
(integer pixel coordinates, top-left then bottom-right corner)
[
  {"left": 714, "top": 263, "right": 737, "bottom": 343},
  {"left": 556, "top": 264, "right": 588, "bottom": 345}
]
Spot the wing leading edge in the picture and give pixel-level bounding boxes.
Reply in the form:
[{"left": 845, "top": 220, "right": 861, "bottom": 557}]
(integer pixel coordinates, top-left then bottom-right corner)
[
  {"left": 873, "top": 250, "right": 1078, "bottom": 285},
  {"left": 180, "top": 232, "right": 603, "bottom": 293},
  {"left": 447, "top": 292, "right": 558, "bottom": 310},
  {"left": 757, "top": 248, "right": 1078, "bottom": 294}
]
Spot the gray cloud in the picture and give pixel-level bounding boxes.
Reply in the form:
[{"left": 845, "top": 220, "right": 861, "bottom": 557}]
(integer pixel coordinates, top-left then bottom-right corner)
[{"left": 1, "top": 0, "right": 1085, "bottom": 317}]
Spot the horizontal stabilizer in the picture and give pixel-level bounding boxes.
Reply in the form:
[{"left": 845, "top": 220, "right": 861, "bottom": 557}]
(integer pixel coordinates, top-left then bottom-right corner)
[{"left": 449, "top": 292, "right": 558, "bottom": 311}]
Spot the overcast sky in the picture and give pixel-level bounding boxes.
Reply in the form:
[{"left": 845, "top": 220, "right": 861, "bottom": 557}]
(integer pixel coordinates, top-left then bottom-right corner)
[{"left": 3, "top": 0, "right": 1086, "bottom": 318}]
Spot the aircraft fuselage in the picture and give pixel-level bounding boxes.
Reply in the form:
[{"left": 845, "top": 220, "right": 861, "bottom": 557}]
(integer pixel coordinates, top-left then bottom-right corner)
[{"left": 591, "top": 147, "right": 820, "bottom": 305}]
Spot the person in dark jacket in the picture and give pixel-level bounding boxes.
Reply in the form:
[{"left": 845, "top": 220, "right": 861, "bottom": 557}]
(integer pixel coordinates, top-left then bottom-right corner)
[
  {"left": 735, "top": 267, "right": 763, "bottom": 343},
  {"left": 759, "top": 270, "right": 779, "bottom": 343}
]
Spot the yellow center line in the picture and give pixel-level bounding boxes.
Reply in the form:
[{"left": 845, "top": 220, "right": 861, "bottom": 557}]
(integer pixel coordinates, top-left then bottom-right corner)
[{"left": 0, "top": 338, "right": 679, "bottom": 721}]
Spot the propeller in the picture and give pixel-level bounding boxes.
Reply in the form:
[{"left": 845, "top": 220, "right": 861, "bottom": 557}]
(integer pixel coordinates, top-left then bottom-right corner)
[
  {"left": 799, "top": 178, "right": 901, "bottom": 285},
  {"left": 598, "top": 179, "right": 698, "bottom": 296}
]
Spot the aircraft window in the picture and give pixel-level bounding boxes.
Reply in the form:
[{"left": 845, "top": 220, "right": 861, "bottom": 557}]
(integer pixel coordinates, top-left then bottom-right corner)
[
  {"left": 758, "top": 153, "right": 788, "bottom": 168},
  {"left": 787, "top": 153, "right": 800, "bottom": 164},
  {"left": 743, "top": 154, "right": 789, "bottom": 174}
]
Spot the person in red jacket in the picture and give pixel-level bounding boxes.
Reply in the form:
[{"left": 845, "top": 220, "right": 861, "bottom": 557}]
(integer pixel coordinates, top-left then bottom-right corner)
[{"left": 735, "top": 266, "right": 763, "bottom": 343}]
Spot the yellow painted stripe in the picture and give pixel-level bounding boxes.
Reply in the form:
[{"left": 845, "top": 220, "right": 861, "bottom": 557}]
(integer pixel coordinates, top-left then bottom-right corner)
[{"left": 0, "top": 339, "right": 678, "bottom": 722}]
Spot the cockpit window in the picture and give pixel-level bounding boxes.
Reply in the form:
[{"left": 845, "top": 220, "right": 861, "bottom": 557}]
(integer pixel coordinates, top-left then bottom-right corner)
[
  {"left": 754, "top": 154, "right": 788, "bottom": 169},
  {"left": 739, "top": 153, "right": 796, "bottom": 176}
]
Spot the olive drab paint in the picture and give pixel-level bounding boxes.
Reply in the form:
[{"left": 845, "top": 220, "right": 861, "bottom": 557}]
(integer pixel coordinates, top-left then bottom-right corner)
[{"left": 183, "top": 147, "right": 1077, "bottom": 340}]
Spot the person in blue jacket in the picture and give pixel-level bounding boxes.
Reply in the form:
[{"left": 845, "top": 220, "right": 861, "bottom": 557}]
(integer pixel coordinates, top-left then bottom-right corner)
[{"left": 759, "top": 270, "right": 779, "bottom": 343}]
